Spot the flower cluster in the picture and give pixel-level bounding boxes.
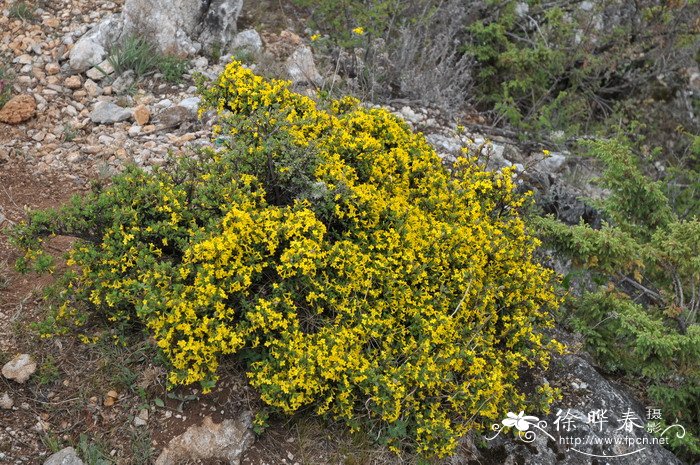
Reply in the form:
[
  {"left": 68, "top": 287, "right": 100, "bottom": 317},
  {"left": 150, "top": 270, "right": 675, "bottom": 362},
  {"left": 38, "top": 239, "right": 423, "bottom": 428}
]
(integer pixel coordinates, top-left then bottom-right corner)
[{"left": 13, "top": 61, "right": 561, "bottom": 458}]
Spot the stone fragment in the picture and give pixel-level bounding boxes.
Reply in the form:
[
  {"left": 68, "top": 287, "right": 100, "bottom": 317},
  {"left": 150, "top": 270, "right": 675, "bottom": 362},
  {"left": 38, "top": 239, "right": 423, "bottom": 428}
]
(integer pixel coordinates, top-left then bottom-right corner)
[
  {"left": 231, "top": 29, "right": 263, "bottom": 56},
  {"left": 64, "top": 75, "right": 82, "bottom": 89},
  {"left": 134, "top": 409, "right": 149, "bottom": 426},
  {"left": 69, "top": 40, "right": 106, "bottom": 73},
  {"left": 111, "top": 70, "right": 135, "bottom": 94},
  {"left": 533, "top": 152, "right": 567, "bottom": 174},
  {"left": 43, "top": 18, "right": 61, "bottom": 28},
  {"left": 285, "top": 46, "right": 322, "bottom": 85},
  {"left": 157, "top": 105, "right": 193, "bottom": 127},
  {"left": 15, "top": 54, "right": 33, "bottom": 65},
  {"left": 86, "top": 60, "right": 115, "bottom": 81},
  {"left": 45, "top": 63, "right": 60, "bottom": 75},
  {"left": 44, "top": 447, "right": 84, "bottom": 465},
  {"left": 132, "top": 104, "right": 150, "bottom": 125},
  {"left": 83, "top": 79, "right": 102, "bottom": 98},
  {"left": 0, "top": 393, "right": 13, "bottom": 409},
  {"left": 155, "top": 413, "right": 254, "bottom": 465},
  {"left": 0, "top": 94, "right": 37, "bottom": 124},
  {"left": 178, "top": 97, "right": 200, "bottom": 115},
  {"left": 69, "top": 14, "right": 123, "bottom": 72},
  {"left": 89, "top": 101, "right": 132, "bottom": 124},
  {"left": 1, "top": 354, "right": 37, "bottom": 383}
]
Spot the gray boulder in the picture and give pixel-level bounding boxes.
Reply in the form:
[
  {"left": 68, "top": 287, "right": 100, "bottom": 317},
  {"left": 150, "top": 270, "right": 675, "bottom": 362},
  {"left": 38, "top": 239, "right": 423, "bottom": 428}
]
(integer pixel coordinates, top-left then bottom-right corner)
[
  {"left": 122, "top": 0, "right": 243, "bottom": 56},
  {"left": 70, "top": 0, "right": 243, "bottom": 64}
]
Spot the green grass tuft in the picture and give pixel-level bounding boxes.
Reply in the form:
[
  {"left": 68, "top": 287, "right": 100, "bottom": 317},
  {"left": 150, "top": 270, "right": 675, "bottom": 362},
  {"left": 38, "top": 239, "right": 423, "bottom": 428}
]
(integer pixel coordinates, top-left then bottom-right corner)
[
  {"left": 107, "top": 36, "right": 189, "bottom": 84},
  {"left": 8, "top": 1, "right": 34, "bottom": 21}
]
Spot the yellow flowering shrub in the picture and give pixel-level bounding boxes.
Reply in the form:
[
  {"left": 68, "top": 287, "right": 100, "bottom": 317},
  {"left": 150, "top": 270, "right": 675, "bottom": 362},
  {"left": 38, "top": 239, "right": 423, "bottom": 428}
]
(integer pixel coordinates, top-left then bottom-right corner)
[{"left": 12, "top": 61, "right": 561, "bottom": 458}]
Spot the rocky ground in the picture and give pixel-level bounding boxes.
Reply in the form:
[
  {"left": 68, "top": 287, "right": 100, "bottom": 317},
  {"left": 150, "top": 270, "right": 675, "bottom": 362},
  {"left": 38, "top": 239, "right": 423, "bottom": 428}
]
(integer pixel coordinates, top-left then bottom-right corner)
[{"left": 0, "top": 0, "right": 690, "bottom": 464}]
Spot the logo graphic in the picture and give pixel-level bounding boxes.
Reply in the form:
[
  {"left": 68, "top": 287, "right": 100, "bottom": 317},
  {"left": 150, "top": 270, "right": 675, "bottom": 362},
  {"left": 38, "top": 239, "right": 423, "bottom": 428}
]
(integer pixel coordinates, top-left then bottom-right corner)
[{"left": 485, "top": 407, "right": 686, "bottom": 458}]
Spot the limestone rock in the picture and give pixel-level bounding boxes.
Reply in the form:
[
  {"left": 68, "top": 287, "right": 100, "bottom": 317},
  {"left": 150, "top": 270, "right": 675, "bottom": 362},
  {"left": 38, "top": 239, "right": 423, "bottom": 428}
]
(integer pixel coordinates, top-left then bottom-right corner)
[
  {"left": 122, "top": 0, "right": 243, "bottom": 56},
  {"left": 0, "top": 392, "right": 13, "bottom": 409},
  {"left": 230, "top": 29, "right": 263, "bottom": 56},
  {"left": 89, "top": 101, "right": 132, "bottom": 124},
  {"left": 1, "top": 354, "right": 37, "bottom": 383},
  {"left": 44, "top": 447, "right": 84, "bottom": 465},
  {"left": 199, "top": 0, "right": 244, "bottom": 54},
  {"left": 155, "top": 413, "right": 254, "bottom": 465},
  {"left": 285, "top": 46, "right": 322, "bottom": 86},
  {"left": 533, "top": 152, "right": 567, "bottom": 174},
  {"left": 45, "top": 63, "right": 60, "bottom": 75},
  {"left": 0, "top": 95, "right": 36, "bottom": 124},
  {"left": 69, "top": 14, "right": 123, "bottom": 72},
  {"left": 69, "top": 40, "right": 105, "bottom": 73},
  {"left": 178, "top": 97, "right": 201, "bottom": 116}
]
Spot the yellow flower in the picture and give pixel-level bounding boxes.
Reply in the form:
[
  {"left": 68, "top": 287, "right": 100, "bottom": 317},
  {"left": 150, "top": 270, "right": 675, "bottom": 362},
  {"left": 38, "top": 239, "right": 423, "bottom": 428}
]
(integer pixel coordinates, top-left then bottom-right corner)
[
  {"left": 310, "top": 33, "right": 320, "bottom": 41},
  {"left": 352, "top": 26, "right": 365, "bottom": 35}
]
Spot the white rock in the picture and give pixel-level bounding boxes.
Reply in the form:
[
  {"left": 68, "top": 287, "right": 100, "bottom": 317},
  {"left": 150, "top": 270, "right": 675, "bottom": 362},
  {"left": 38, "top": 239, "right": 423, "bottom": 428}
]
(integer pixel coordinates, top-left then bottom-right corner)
[
  {"left": 2, "top": 354, "right": 37, "bottom": 383},
  {"left": 285, "top": 46, "right": 322, "bottom": 85},
  {"left": 69, "top": 14, "right": 124, "bottom": 72},
  {"left": 69, "top": 40, "right": 106, "bottom": 73},
  {"left": 0, "top": 393, "right": 13, "bottom": 409},
  {"left": 399, "top": 106, "right": 421, "bottom": 125},
  {"left": 533, "top": 153, "right": 567, "bottom": 174},
  {"left": 580, "top": 1, "right": 595, "bottom": 11},
  {"left": 155, "top": 99, "right": 173, "bottom": 109},
  {"left": 44, "top": 447, "right": 85, "bottom": 465},
  {"left": 98, "top": 134, "right": 115, "bottom": 145},
  {"left": 155, "top": 413, "right": 254, "bottom": 465},
  {"left": 425, "top": 133, "right": 462, "bottom": 156},
  {"left": 514, "top": 2, "right": 529, "bottom": 17},
  {"left": 122, "top": 0, "right": 242, "bottom": 56},
  {"left": 178, "top": 97, "right": 201, "bottom": 115},
  {"left": 231, "top": 29, "right": 263, "bottom": 56}
]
